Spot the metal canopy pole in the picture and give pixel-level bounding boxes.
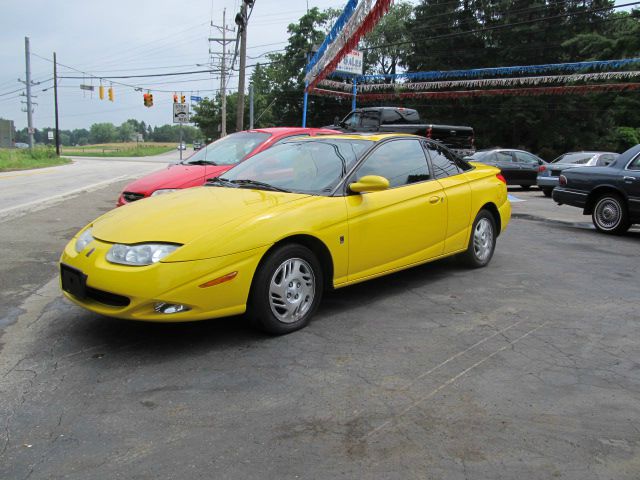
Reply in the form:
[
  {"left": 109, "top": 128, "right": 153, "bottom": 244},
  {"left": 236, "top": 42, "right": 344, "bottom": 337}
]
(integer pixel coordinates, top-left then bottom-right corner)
[{"left": 352, "top": 78, "right": 357, "bottom": 111}]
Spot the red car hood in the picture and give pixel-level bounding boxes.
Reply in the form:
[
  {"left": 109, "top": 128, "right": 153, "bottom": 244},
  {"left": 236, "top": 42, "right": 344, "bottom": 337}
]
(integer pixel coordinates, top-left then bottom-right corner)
[{"left": 122, "top": 163, "right": 233, "bottom": 195}]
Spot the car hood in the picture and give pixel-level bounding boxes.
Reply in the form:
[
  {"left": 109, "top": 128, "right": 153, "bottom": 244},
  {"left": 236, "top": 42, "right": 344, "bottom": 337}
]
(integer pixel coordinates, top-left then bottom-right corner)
[
  {"left": 92, "top": 186, "right": 311, "bottom": 256},
  {"left": 122, "top": 164, "right": 231, "bottom": 193}
]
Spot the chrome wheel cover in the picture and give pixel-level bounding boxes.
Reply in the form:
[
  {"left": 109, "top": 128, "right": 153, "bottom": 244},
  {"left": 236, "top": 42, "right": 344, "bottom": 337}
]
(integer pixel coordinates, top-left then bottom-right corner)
[
  {"left": 268, "top": 258, "right": 315, "bottom": 324},
  {"left": 473, "top": 218, "right": 494, "bottom": 263},
  {"left": 595, "top": 198, "right": 621, "bottom": 230}
]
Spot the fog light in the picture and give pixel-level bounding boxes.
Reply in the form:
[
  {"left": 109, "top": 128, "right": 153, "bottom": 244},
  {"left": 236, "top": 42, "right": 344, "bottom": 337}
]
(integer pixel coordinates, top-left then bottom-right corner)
[{"left": 154, "top": 302, "right": 191, "bottom": 314}]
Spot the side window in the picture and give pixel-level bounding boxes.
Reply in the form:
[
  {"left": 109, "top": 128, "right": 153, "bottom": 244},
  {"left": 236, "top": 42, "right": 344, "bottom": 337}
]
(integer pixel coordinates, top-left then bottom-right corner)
[
  {"left": 496, "top": 152, "right": 514, "bottom": 163},
  {"left": 381, "top": 110, "right": 403, "bottom": 124},
  {"left": 514, "top": 151, "right": 540, "bottom": 164},
  {"left": 628, "top": 154, "right": 640, "bottom": 170},
  {"left": 425, "top": 142, "right": 462, "bottom": 179},
  {"left": 361, "top": 112, "right": 380, "bottom": 128},
  {"left": 597, "top": 154, "right": 616, "bottom": 166},
  {"left": 343, "top": 113, "right": 359, "bottom": 128},
  {"left": 354, "top": 140, "right": 430, "bottom": 188}
]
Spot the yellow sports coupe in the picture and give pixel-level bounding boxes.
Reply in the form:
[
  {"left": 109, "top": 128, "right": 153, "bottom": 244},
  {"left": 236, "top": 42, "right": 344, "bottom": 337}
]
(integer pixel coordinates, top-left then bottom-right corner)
[{"left": 60, "top": 133, "right": 510, "bottom": 334}]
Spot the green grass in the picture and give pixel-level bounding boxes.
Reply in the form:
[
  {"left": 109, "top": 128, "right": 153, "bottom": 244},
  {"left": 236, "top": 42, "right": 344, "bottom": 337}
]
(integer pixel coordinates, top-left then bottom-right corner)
[
  {"left": 0, "top": 148, "right": 71, "bottom": 172},
  {"left": 61, "top": 142, "right": 174, "bottom": 157}
]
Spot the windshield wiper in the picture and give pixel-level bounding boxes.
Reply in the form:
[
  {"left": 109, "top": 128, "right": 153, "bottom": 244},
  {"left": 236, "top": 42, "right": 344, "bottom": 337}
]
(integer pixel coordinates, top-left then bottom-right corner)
[
  {"left": 229, "top": 179, "right": 291, "bottom": 192},
  {"left": 206, "top": 177, "right": 235, "bottom": 187},
  {"left": 183, "top": 159, "right": 217, "bottom": 165}
]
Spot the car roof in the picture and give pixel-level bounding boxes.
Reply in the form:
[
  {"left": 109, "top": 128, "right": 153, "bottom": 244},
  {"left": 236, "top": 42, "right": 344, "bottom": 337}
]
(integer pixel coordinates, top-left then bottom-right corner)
[
  {"left": 290, "top": 132, "right": 420, "bottom": 142},
  {"left": 244, "top": 127, "right": 339, "bottom": 137}
]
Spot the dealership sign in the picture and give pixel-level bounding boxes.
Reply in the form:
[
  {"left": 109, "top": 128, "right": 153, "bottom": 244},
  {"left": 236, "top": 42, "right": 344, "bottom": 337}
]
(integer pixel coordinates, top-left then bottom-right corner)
[{"left": 334, "top": 50, "right": 363, "bottom": 76}]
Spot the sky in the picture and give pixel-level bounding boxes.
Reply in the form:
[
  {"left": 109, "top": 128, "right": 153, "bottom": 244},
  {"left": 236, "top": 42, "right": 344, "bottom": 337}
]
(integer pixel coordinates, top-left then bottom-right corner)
[
  {"left": 0, "top": 0, "right": 354, "bottom": 130},
  {"left": 0, "top": 0, "right": 632, "bottom": 131}
]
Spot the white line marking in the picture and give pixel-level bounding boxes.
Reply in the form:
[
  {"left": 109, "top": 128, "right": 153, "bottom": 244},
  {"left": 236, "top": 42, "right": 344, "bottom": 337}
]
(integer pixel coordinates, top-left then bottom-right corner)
[
  {"left": 0, "top": 175, "right": 131, "bottom": 222},
  {"left": 364, "top": 321, "right": 550, "bottom": 439},
  {"left": 397, "top": 318, "right": 527, "bottom": 392}
]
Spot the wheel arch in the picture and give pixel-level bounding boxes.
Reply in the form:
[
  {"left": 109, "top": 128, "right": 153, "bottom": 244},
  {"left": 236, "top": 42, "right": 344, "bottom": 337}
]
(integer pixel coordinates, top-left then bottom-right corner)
[
  {"left": 584, "top": 186, "right": 627, "bottom": 215},
  {"left": 256, "top": 234, "right": 335, "bottom": 291},
  {"left": 478, "top": 202, "right": 501, "bottom": 236}
]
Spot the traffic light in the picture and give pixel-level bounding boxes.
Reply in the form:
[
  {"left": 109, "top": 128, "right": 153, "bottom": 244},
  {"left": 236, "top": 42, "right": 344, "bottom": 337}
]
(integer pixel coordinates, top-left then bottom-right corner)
[
  {"left": 99, "top": 85, "right": 104, "bottom": 100},
  {"left": 181, "top": 94, "right": 186, "bottom": 104},
  {"left": 143, "top": 93, "right": 148, "bottom": 106},
  {"left": 148, "top": 93, "right": 153, "bottom": 107},
  {"left": 108, "top": 87, "right": 114, "bottom": 102},
  {"left": 173, "top": 93, "right": 178, "bottom": 103}
]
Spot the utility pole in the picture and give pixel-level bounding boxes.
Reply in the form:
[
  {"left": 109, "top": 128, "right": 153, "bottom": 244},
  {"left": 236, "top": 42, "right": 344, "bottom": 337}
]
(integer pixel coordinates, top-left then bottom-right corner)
[
  {"left": 24, "top": 37, "right": 34, "bottom": 149},
  {"left": 249, "top": 83, "right": 254, "bottom": 129},
  {"left": 210, "top": 10, "right": 234, "bottom": 137},
  {"left": 236, "top": 1, "right": 248, "bottom": 131},
  {"left": 53, "top": 52, "right": 61, "bottom": 156}
]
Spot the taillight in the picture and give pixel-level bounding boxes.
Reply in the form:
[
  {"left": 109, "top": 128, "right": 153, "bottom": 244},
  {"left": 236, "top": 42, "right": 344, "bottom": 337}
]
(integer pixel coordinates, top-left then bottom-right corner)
[
  {"left": 496, "top": 173, "right": 507, "bottom": 184},
  {"left": 559, "top": 175, "right": 567, "bottom": 186},
  {"left": 425, "top": 127, "right": 432, "bottom": 138},
  {"left": 538, "top": 165, "right": 546, "bottom": 173}
]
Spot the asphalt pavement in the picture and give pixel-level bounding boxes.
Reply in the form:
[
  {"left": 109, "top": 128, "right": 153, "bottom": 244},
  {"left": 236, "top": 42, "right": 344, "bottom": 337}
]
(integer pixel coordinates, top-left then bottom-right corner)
[{"left": 1, "top": 181, "right": 639, "bottom": 479}]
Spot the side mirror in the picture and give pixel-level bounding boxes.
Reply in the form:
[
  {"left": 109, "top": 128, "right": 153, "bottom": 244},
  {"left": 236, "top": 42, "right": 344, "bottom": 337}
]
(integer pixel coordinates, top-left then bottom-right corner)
[
  {"left": 334, "top": 116, "right": 340, "bottom": 126},
  {"left": 349, "top": 175, "right": 390, "bottom": 193}
]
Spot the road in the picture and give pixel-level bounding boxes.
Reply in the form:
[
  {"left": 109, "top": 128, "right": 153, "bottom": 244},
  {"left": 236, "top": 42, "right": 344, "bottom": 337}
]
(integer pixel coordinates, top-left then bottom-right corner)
[
  {"left": 0, "top": 151, "right": 177, "bottom": 221},
  {"left": 1, "top": 178, "right": 639, "bottom": 479}
]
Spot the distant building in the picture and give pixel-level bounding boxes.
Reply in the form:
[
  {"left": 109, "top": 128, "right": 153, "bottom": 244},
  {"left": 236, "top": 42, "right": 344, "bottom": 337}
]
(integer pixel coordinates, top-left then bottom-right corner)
[{"left": 0, "top": 119, "right": 15, "bottom": 148}]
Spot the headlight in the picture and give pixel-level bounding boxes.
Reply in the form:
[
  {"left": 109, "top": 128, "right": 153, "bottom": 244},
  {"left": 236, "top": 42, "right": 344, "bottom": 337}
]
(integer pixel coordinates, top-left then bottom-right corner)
[
  {"left": 106, "top": 243, "right": 181, "bottom": 266},
  {"left": 75, "top": 227, "right": 94, "bottom": 253},
  {"left": 151, "top": 189, "right": 179, "bottom": 196}
]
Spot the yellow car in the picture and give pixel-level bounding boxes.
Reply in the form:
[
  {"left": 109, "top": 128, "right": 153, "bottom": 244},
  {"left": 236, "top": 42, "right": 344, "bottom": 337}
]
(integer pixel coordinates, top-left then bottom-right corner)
[{"left": 60, "top": 134, "right": 510, "bottom": 334}]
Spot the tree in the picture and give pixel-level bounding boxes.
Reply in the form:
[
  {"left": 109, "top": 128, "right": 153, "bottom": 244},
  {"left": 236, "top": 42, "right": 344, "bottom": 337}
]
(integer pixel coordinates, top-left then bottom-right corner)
[
  {"left": 89, "top": 123, "right": 117, "bottom": 144},
  {"left": 361, "top": 2, "right": 413, "bottom": 76}
]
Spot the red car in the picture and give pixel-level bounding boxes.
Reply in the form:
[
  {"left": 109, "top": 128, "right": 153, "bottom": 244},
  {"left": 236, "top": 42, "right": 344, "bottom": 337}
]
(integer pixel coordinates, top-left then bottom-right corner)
[{"left": 117, "top": 127, "right": 338, "bottom": 206}]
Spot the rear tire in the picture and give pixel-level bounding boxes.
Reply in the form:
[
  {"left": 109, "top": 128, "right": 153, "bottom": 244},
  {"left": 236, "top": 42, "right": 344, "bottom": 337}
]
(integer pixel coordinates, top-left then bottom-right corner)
[
  {"left": 248, "top": 244, "right": 323, "bottom": 335},
  {"left": 461, "top": 209, "right": 497, "bottom": 268},
  {"left": 520, "top": 185, "right": 531, "bottom": 190},
  {"left": 592, "top": 193, "right": 630, "bottom": 235},
  {"left": 542, "top": 188, "right": 553, "bottom": 198}
]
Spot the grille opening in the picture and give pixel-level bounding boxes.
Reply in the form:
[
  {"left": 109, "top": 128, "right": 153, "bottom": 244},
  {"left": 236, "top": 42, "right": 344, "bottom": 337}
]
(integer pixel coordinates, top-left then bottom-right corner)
[
  {"left": 123, "top": 192, "right": 145, "bottom": 203},
  {"left": 86, "top": 287, "right": 130, "bottom": 307}
]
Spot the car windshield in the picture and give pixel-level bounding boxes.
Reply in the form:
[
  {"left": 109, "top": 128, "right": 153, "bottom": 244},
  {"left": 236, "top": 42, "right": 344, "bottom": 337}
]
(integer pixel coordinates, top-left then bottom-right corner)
[
  {"left": 183, "top": 131, "right": 270, "bottom": 166},
  {"left": 553, "top": 153, "right": 595, "bottom": 164},
  {"left": 211, "top": 139, "right": 373, "bottom": 194}
]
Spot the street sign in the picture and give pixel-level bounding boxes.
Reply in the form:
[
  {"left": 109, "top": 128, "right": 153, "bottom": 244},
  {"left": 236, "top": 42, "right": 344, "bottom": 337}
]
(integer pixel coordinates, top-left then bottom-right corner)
[
  {"left": 335, "top": 50, "right": 363, "bottom": 76},
  {"left": 173, "top": 103, "right": 190, "bottom": 123},
  {"left": 79, "top": 84, "right": 95, "bottom": 91},
  {"left": 190, "top": 95, "right": 202, "bottom": 102},
  {"left": 47, "top": 131, "right": 54, "bottom": 140}
]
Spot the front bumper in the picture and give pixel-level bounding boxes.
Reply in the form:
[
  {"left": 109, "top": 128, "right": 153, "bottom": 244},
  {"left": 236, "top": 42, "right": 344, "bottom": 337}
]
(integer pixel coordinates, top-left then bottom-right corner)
[{"left": 60, "top": 238, "right": 268, "bottom": 322}]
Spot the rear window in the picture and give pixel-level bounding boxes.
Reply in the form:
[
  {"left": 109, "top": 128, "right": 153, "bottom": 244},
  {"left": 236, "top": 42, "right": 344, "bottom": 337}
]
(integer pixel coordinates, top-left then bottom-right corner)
[{"left": 553, "top": 153, "right": 595, "bottom": 164}]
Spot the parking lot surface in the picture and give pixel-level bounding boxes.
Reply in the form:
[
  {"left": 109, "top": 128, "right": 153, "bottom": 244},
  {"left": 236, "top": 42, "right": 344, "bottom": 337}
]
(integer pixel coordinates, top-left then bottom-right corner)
[{"left": 1, "top": 184, "right": 639, "bottom": 479}]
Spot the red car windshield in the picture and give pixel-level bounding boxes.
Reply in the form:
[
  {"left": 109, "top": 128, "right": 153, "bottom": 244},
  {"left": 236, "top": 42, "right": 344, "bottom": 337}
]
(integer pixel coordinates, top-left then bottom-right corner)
[{"left": 184, "top": 131, "right": 270, "bottom": 166}]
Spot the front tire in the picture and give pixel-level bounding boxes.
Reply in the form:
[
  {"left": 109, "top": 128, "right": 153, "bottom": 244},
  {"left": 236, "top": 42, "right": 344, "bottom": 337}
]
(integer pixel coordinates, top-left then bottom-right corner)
[
  {"left": 592, "top": 194, "right": 630, "bottom": 235},
  {"left": 462, "top": 210, "right": 497, "bottom": 268},
  {"left": 248, "top": 244, "right": 323, "bottom": 335},
  {"left": 520, "top": 185, "right": 531, "bottom": 190}
]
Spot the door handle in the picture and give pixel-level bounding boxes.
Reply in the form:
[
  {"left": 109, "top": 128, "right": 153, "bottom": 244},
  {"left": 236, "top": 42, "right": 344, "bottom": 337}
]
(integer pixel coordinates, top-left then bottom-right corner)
[
  {"left": 429, "top": 196, "right": 442, "bottom": 204},
  {"left": 623, "top": 176, "right": 636, "bottom": 182}
]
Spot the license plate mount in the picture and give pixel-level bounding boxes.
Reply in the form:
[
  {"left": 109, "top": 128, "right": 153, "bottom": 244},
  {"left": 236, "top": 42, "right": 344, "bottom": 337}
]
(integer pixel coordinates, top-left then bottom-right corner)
[{"left": 60, "top": 264, "right": 88, "bottom": 299}]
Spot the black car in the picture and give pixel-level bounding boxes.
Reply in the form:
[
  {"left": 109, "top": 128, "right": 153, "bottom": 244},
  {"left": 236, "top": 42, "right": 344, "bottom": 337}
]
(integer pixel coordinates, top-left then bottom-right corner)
[
  {"left": 465, "top": 149, "right": 547, "bottom": 188},
  {"left": 553, "top": 144, "right": 640, "bottom": 234},
  {"left": 536, "top": 151, "right": 618, "bottom": 197}
]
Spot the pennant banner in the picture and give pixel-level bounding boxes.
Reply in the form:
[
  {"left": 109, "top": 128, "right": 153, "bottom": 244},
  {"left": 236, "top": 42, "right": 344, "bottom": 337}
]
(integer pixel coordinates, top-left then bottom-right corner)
[
  {"left": 306, "top": 0, "right": 359, "bottom": 75},
  {"left": 311, "top": 83, "right": 640, "bottom": 100},
  {"left": 355, "top": 71, "right": 640, "bottom": 92},
  {"left": 305, "top": 0, "right": 392, "bottom": 90},
  {"left": 329, "top": 57, "right": 640, "bottom": 82}
]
